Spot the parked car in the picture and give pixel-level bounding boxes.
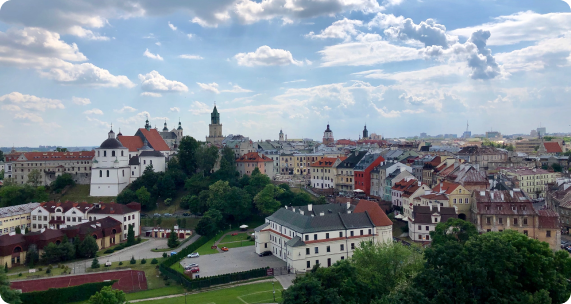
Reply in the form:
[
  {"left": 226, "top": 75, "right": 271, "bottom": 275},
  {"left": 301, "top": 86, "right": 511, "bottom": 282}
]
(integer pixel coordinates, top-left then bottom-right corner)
[
  {"left": 170, "top": 251, "right": 177, "bottom": 256},
  {"left": 153, "top": 213, "right": 160, "bottom": 217},
  {"left": 182, "top": 213, "right": 190, "bottom": 216},
  {"left": 187, "top": 252, "right": 199, "bottom": 258},
  {"left": 140, "top": 214, "right": 148, "bottom": 218},
  {"left": 258, "top": 251, "right": 272, "bottom": 257},
  {"left": 163, "top": 213, "right": 172, "bottom": 217},
  {"left": 221, "top": 247, "right": 229, "bottom": 252},
  {"left": 189, "top": 267, "right": 200, "bottom": 273},
  {"left": 184, "top": 263, "right": 198, "bottom": 269}
]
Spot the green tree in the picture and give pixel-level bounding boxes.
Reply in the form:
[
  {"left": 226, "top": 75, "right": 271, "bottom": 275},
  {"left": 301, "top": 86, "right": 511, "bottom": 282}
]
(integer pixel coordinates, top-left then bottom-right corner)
[
  {"left": 238, "top": 174, "right": 251, "bottom": 188},
  {"left": 0, "top": 265, "right": 22, "bottom": 304},
  {"left": 156, "top": 173, "right": 176, "bottom": 199},
  {"left": 178, "top": 136, "right": 200, "bottom": 175},
  {"left": 41, "top": 242, "right": 62, "bottom": 264},
  {"left": 127, "top": 224, "right": 135, "bottom": 246},
  {"left": 54, "top": 147, "right": 69, "bottom": 152},
  {"left": 207, "top": 180, "right": 231, "bottom": 211},
  {"left": 223, "top": 187, "right": 252, "bottom": 223},
  {"left": 196, "top": 144, "right": 219, "bottom": 174},
  {"left": 186, "top": 194, "right": 208, "bottom": 215},
  {"left": 130, "top": 256, "right": 136, "bottom": 264},
  {"left": 116, "top": 188, "right": 138, "bottom": 205},
  {"left": 15, "top": 226, "right": 21, "bottom": 234},
  {"left": 221, "top": 146, "right": 236, "bottom": 167},
  {"left": 79, "top": 236, "right": 99, "bottom": 258},
  {"left": 184, "top": 174, "right": 211, "bottom": 196},
  {"left": 88, "top": 286, "right": 127, "bottom": 304},
  {"left": 245, "top": 170, "right": 271, "bottom": 197},
  {"left": 552, "top": 163, "right": 562, "bottom": 172},
  {"left": 179, "top": 194, "right": 193, "bottom": 210},
  {"left": 27, "top": 169, "right": 42, "bottom": 187},
  {"left": 430, "top": 218, "right": 478, "bottom": 245},
  {"left": 211, "top": 157, "right": 238, "bottom": 182},
  {"left": 292, "top": 192, "right": 313, "bottom": 206},
  {"left": 25, "top": 244, "right": 39, "bottom": 267},
  {"left": 50, "top": 173, "right": 75, "bottom": 193},
  {"left": 60, "top": 242, "right": 76, "bottom": 261},
  {"left": 0, "top": 185, "right": 48, "bottom": 207},
  {"left": 0, "top": 150, "right": 4, "bottom": 162},
  {"left": 316, "top": 196, "right": 327, "bottom": 205},
  {"left": 167, "top": 228, "right": 180, "bottom": 248},
  {"left": 135, "top": 186, "right": 151, "bottom": 209},
  {"left": 195, "top": 209, "right": 223, "bottom": 237},
  {"left": 254, "top": 184, "right": 283, "bottom": 216},
  {"left": 164, "top": 198, "right": 173, "bottom": 206},
  {"left": 91, "top": 257, "right": 100, "bottom": 269}
]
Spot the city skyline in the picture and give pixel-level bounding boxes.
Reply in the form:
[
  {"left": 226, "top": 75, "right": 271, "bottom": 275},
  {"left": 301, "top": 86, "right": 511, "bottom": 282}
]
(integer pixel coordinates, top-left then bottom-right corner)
[{"left": 1, "top": 0, "right": 571, "bottom": 146}]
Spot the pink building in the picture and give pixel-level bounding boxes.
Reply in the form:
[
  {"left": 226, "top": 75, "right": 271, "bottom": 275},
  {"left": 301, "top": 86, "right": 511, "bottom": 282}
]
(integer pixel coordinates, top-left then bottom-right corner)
[{"left": 236, "top": 152, "right": 275, "bottom": 179}]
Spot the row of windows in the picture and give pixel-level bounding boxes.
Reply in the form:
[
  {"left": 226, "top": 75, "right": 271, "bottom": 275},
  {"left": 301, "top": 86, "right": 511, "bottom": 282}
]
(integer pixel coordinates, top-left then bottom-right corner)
[
  {"left": 15, "top": 161, "right": 91, "bottom": 166},
  {"left": 312, "top": 168, "right": 332, "bottom": 173},
  {"left": 486, "top": 217, "right": 528, "bottom": 225},
  {"left": 97, "top": 150, "right": 124, "bottom": 157},
  {"left": 305, "top": 243, "right": 353, "bottom": 255},
  {"left": 306, "top": 257, "right": 341, "bottom": 269},
  {"left": 99, "top": 170, "right": 126, "bottom": 177}
]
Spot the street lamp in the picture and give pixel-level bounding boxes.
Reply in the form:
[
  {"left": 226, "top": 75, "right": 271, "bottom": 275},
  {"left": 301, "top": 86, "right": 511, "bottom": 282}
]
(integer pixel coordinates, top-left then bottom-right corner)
[{"left": 273, "top": 281, "right": 275, "bottom": 302}]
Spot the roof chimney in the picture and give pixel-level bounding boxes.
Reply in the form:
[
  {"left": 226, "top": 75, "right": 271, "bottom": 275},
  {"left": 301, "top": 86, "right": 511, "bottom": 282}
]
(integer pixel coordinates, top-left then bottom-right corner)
[
  {"left": 437, "top": 204, "right": 441, "bottom": 212},
  {"left": 429, "top": 204, "right": 433, "bottom": 211},
  {"left": 308, "top": 204, "right": 313, "bottom": 211},
  {"left": 418, "top": 181, "right": 421, "bottom": 187},
  {"left": 347, "top": 201, "right": 350, "bottom": 209}
]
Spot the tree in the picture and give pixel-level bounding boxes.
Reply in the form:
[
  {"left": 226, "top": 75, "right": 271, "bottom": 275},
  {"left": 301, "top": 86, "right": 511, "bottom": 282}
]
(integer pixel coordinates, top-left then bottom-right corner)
[
  {"left": 0, "top": 185, "right": 48, "bottom": 207},
  {"left": 54, "top": 147, "right": 68, "bottom": 152},
  {"left": 221, "top": 146, "right": 236, "bottom": 167},
  {"left": 196, "top": 144, "right": 219, "bottom": 174},
  {"left": 207, "top": 181, "right": 231, "bottom": 211},
  {"left": 409, "top": 226, "right": 571, "bottom": 304},
  {"left": 91, "top": 257, "right": 100, "bottom": 269},
  {"left": 116, "top": 188, "right": 138, "bottom": 205},
  {"left": 430, "top": 218, "right": 478, "bottom": 245},
  {"left": 50, "top": 173, "right": 75, "bottom": 193},
  {"left": 127, "top": 224, "right": 135, "bottom": 246},
  {"left": 41, "top": 242, "right": 62, "bottom": 264},
  {"left": 0, "top": 265, "right": 22, "bottom": 304},
  {"left": 179, "top": 194, "right": 194, "bottom": 210},
  {"left": 164, "top": 198, "right": 173, "bottom": 206},
  {"left": 552, "top": 163, "right": 563, "bottom": 172},
  {"left": 178, "top": 136, "right": 200, "bottom": 175},
  {"left": 156, "top": 174, "right": 176, "bottom": 199},
  {"left": 24, "top": 227, "right": 29, "bottom": 234},
  {"left": 293, "top": 192, "right": 313, "bottom": 206},
  {"left": 79, "top": 236, "right": 99, "bottom": 258},
  {"left": 88, "top": 286, "right": 127, "bottom": 304},
  {"left": 60, "top": 242, "right": 75, "bottom": 261},
  {"left": 0, "top": 150, "right": 4, "bottom": 162},
  {"left": 27, "top": 169, "right": 42, "bottom": 187},
  {"left": 26, "top": 244, "right": 39, "bottom": 267},
  {"left": 184, "top": 174, "right": 211, "bottom": 196},
  {"left": 130, "top": 256, "right": 136, "bottom": 264},
  {"left": 167, "top": 228, "right": 180, "bottom": 248},
  {"left": 245, "top": 171, "right": 271, "bottom": 197},
  {"left": 15, "top": 226, "right": 21, "bottom": 234},
  {"left": 254, "top": 184, "right": 283, "bottom": 216},
  {"left": 223, "top": 187, "right": 252, "bottom": 223},
  {"left": 195, "top": 209, "right": 223, "bottom": 237},
  {"left": 316, "top": 196, "right": 327, "bottom": 205},
  {"left": 135, "top": 186, "right": 151, "bottom": 209}
]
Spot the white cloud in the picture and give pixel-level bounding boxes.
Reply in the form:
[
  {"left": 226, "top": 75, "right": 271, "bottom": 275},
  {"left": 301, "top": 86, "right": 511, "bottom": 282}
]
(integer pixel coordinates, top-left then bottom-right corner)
[
  {"left": 143, "top": 49, "right": 164, "bottom": 61},
  {"left": 495, "top": 34, "right": 571, "bottom": 73},
  {"left": 189, "top": 101, "right": 211, "bottom": 115},
  {"left": 114, "top": 106, "right": 137, "bottom": 113},
  {"left": 450, "top": 11, "right": 571, "bottom": 46},
  {"left": 117, "top": 111, "right": 152, "bottom": 125},
  {"left": 353, "top": 63, "right": 467, "bottom": 82},
  {"left": 168, "top": 22, "right": 177, "bottom": 31},
  {"left": 138, "top": 71, "right": 189, "bottom": 93},
  {"left": 0, "top": 92, "right": 64, "bottom": 111},
  {"left": 284, "top": 79, "right": 307, "bottom": 84},
  {"left": 197, "top": 82, "right": 220, "bottom": 94},
  {"left": 306, "top": 18, "right": 363, "bottom": 41},
  {"left": 40, "top": 62, "right": 135, "bottom": 87},
  {"left": 67, "top": 26, "right": 109, "bottom": 41},
  {"left": 235, "top": 45, "right": 304, "bottom": 66},
  {"left": 72, "top": 96, "right": 91, "bottom": 105},
  {"left": 155, "top": 42, "right": 161, "bottom": 46},
  {"left": 179, "top": 54, "right": 204, "bottom": 60},
  {"left": 141, "top": 92, "right": 162, "bottom": 97},
  {"left": 319, "top": 39, "right": 422, "bottom": 67},
  {"left": 221, "top": 85, "right": 253, "bottom": 93},
  {"left": 187, "top": 34, "right": 194, "bottom": 39},
  {"left": 86, "top": 116, "right": 110, "bottom": 128},
  {"left": 1, "top": 104, "right": 21, "bottom": 111},
  {"left": 381, "top": 16, "right": 457, "bottom": 47},
  {"left": 15, "top": 112, "right": 43, "bottom": 123},
  {"left": 169, "top": 107, "right": 180, "bottom": 112},
  {"left": 83, "top": 108, "right": 103, "bottom": 115}
]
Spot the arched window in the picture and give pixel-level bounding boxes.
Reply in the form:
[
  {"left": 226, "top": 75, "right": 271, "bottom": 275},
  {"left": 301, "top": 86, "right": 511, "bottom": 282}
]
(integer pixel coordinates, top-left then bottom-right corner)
[
  {"left": 106, "top": 170, "right": 109, "bottom": 177},
  {"left": 104, "top": 151, "right": 107, "bottom": 157},
  {"left": 112, "top": 151, "right": 116, "bottom": 157},
  {"left": 99, "top": 170, "right": 102, "bottom": 177},
  {"left": 121, "top": 151, "right": 124, "bottom": 157}
]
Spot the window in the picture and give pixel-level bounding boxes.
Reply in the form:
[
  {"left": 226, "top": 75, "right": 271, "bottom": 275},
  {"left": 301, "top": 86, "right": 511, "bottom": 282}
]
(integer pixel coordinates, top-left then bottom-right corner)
[
  {"left": 339, "top": 232, "right": 343, "bottom": 238},
  {"left": 350, "top": 231, "right": 354, "bottom": 237},
  {"left": 486, "top": 217, "right": 491, "bottom": 224},
  {"left": 453, "top": 199, "right": 457, "bottom": 204},
  {"left": 340, "top": 244, "right": 344, "bottom": 251},
  {"left": 499, "top": 218, "right": 503, "bottom": 224},
  {"left": 314, "top": 247, "right": 319, "bottom": 254},
  {"left": 314, "top": 234, "right": 317, "bottom": 240},
  {"left": 106, "top": 170, "right": 109, "bottom": 177},
  {"left": 67, "top": 217, "right": 70, "bottom": 221},
  {"left": 523, "top": 218, "right": 528, "bottom": 225},
  {"left": 264, "top": 243, "right": 267, "bottom": 248},
  {"left": 351, "top": 243, "right": 355, "bottom": 250},
  {"left": 546, "top": 230, "right": 551, "bottom": 237},
  {"left": 305, "top": 235, "right": 309, "bottom": 241},
  {"left": 112, "top": 151, "right": 115, "bottom": 157},
  {"left": 104, "top": 151, "right": 107, "bottom": 157},
  {"left": 32, "top": 216, "right": 36, "bottom": 220},
  {"left": 419, "top": 235, "right": 422, "bottom": 240},
  {"left": 341, "top": 256, "right": 345, "bottom": 260},
  {"left": 121, "top": 151, "right": 124, "bottom": 156},
  {"left": 368, "top": 229, "right": 371, "bottom": 235},
  {"left": 326, "top": 233, "right": 329, "bottom": 239},
  {"left": 307, "top": 261, "right": 311, "bottom": 269},
  {"left": 487, "top": 229, "right": 491, "bottom": 232},
  {"left": 326, "top": 246, "right": 330, "bottom": 252},
  {"left": 316, "top": 260, "right": 319, "bottom": 266},
  {"left": 513, "top": 218, "right": 518, "bottom": 225},
  {"left": 144, "top": 160, "right": 146, "bottom": 165},
  {"left": 99, "top": 170, "right": 102, "bottom": 177},
  {"left": 523, "top": 230, "right": 528, "bottom": 236},
  {"left": 360, "top": 230, "right": 363, "bottom": 235},
  {"left": 465, "top": 198, "right": 469, "bottom": 204},
  {"left": 425, "top": 226, "right": 429, "bottom": 231},
  {"left": 122, "top": 170, "right": 124, "bottom": 177}
]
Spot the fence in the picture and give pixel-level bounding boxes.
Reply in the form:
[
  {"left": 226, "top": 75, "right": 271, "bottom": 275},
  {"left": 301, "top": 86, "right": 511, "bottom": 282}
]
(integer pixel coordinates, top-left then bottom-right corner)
[
  {"left": 19, "top": 280, "right": 116, "bottom": 304},
  {"left": 158, "top": 236, "right": 270, "bottom": 290}
]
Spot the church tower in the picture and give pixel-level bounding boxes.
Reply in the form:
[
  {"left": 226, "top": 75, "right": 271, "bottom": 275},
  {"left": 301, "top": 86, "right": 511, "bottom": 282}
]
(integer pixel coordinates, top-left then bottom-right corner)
[
  {"left": 162, "top": 120, "right": 168, "bottom": 132},
  {"left": 206, "top": 105, "right": 224, "bottom": 144},
  {"left": 323, "top": 123, "right": 334, "bottom": 146},
  {"left": 279, "top": 129, "right": 284, "bottom": 141},
  {"left": 362, "top": 125, "right": 369, "bottom": 140}
]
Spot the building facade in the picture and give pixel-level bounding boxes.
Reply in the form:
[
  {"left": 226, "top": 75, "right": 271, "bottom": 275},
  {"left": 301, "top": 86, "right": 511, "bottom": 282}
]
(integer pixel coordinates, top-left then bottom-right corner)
[
  {"left": 323, "top": 124, "right": 334, "bottom": 146},
  {"left": 90, "top": 128, "right": 131, "bottom": 197},
  {"left": 0, "top": 203, "right": 40, "bottom": 236},
  {"left": 206, "top": 106, "right": 225, "bottom": 145},
  {"left": 310, "top": 157, "right": 345, "bottom": 189},
  {"left": 409, "top": 205, "right": 457, "bottom": 242},
  {"left": 11, "top": 151, "right": 95, "bottom": 186},
  {"left": 336, "top": 151, "right": 367, "bottom": 193},
  {"left": 236, "top": 152, "right": 275, "bottom": 179},
  {"left": 354, "top": 153, "right": 385, "bottom": 196},
  {"left": 500, "top": 167, "right": 560, "bottom": 199}
]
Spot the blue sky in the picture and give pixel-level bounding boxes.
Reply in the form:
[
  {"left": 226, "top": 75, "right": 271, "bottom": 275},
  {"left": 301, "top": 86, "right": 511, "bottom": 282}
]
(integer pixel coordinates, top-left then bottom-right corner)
[{"left": 1, "top": 0, "right": 571, "bottom": 146}]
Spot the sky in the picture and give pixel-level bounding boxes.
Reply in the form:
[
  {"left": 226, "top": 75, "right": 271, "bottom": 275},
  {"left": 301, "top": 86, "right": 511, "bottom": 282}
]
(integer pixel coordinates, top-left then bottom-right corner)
[{"left": 1, "top": 0, "right": 571, "bottom": 146}]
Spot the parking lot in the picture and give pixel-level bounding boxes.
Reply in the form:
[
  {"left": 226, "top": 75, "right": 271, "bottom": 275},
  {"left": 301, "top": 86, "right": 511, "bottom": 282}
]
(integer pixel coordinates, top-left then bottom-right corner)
[{"left": 180, "top": 246, "right": 286, "bottom": 277}]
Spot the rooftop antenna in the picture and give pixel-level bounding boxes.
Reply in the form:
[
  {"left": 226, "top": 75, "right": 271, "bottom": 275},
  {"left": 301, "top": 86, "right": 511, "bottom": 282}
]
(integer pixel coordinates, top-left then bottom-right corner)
[
  {"left": 466, "top": 120, "right": 469, "bottom": 132},
  {"left": 214, "top": 101, "right": 216, "bottom": 107}
]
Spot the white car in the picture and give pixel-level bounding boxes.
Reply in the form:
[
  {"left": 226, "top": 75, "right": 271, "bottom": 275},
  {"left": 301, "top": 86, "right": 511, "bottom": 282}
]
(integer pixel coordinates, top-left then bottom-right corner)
[
  {"left": 184, "top": 263, "right": 199, "bottom": 269},
  {"left": 188, "top": 252, "right": 199, "bottom": 258}
]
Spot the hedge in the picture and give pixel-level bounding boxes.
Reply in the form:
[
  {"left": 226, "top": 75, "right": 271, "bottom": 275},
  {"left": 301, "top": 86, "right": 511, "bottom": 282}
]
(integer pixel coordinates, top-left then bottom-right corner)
[
  {"left": 158, "top": 236, "right": 269, "bottom": 290},
  {"left": 19, "top": 280, "right": 116, "bottom": 304}
]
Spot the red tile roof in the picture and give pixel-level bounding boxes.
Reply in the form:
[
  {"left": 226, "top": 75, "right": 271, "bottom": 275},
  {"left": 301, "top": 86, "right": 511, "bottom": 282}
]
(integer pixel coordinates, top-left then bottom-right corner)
[
  {"left": 392, "top": 178, "right": 417, "bottom": 191},
  {"left": 419, "top": 193, "right": 449, "bottom": 201},
  {"left": 236, "top": 152, "right": 273, "bottom": 163},
  {"left": 16, "top": 151, "right": 94, "bottom": 162},
  {"left": 137, "top": 128, "right": 170, "bottom": 151},
  {"left": 39, "top": 201, "right": 93, "bottom": 213},
  {"left": 336, "top": 139, "right": 356, "bottom": 145},
  {"left": 310, "top": 157, "right": 347, "bottom": 167},
  {"left": 544, "top": 142, "right": 562, "bottom": 153},
  {"left": 117, "top": 135, "right": 144, "bottom": 152},
  {"left": 354, "top": 200, "right": 393, "bottom": 227},
  {"left": 89, "top": 202, "right": 140, "bottom": 215},
  {"left": 432, "top": 181, "right": 461, "bottom": 194}
]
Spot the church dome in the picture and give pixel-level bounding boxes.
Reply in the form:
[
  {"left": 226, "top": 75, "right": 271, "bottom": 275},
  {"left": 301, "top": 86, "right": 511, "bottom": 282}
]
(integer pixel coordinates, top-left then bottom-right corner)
[{"left": 99, "top": 138, "right": 125, "bottom": 149}]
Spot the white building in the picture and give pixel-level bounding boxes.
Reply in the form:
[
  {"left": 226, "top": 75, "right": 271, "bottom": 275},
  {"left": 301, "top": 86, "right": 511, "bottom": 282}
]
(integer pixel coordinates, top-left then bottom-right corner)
[
  {"left": 90, "top": 128, "right": 131, "bottom": 197},
  {"left": 408, "top": 204, "right": 457, "bottom": 242},
  {"left": 87, "top": 202, "right": 141, "bottom": 240},
  {"left": 254, "top": 200, "right": 392, "bottom": 273}
]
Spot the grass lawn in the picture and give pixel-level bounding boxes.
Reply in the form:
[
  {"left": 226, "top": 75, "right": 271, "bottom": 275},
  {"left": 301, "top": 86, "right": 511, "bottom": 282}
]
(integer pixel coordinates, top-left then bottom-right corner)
[
  {"left": 125, "top": 285, "right": 185, "bottom": 301},
  {"left": 97, "top": 239, "right": 149, "bottom": 257},
  {"left": 8, "top": 266, "right": 67, "bottom": 281},
  {"left": 141, "top": 217, "right": 199, "bottom": 230},
  {"left": 195, "top": 230, "right": 228, "bottom": 255},
  {"left": 220, "top": 232, "right": 250, "bottom": 243},
  {"left": 222, "top": 240, "right": 255, "bottom": 249},
  {"left": 50, "top": 184, "right": 116, "bottom": 204},
  {"left": 86, "top": 258, "right": 167, "bottom": 289},
  {"left": 142, "top": 281, "right": 284, "bottom": 304}
]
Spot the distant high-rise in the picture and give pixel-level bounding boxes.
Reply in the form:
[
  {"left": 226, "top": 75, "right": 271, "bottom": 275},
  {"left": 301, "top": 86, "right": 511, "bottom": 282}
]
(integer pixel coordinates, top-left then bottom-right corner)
[
  {"left": 462, "top": 121, "right": 471, "bottom": 138},
  {"left": 537, "top": 127, "right": 546, "bottom": 137}
]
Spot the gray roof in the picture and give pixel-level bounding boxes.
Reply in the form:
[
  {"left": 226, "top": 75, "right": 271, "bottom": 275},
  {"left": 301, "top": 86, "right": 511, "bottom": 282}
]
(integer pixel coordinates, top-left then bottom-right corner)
[
  {"left": 285, "top": 236, "right": 305, "bottom": 247},
  {"left": 254, "top": 222, "right": 269, "bottom": 232},
  {"left": 160, "top": 131, "right": 177, "bottom": 139},
  {"left": 99, "top": 138, "right": 125, "bottom": 149},
  {"left": 355, "top": 153, "right": 382, "bottom": 171},
  {"left": 139, "top": 151, "right": 164, "bottom": 157},
  {"left": 129, "top": 156, "right": 140, "bottom": 166},
  {"left": 338, "top": 151, "right": 367, "bottom": 169}
]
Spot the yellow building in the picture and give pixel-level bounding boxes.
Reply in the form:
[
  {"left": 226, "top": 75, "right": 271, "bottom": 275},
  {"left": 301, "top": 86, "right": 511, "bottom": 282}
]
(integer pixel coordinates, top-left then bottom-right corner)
[
  {"left": 291, "top": 153, "right": 325, "bottom": 176},
  {"left": 432, "top": 181, "right": 471, "bottom": 221},
  {"left": 500, "top": 167, "right": 560, "bottom": 199},
  {"left": 0, "top": 203, "right": 39, "bottom": 235}
]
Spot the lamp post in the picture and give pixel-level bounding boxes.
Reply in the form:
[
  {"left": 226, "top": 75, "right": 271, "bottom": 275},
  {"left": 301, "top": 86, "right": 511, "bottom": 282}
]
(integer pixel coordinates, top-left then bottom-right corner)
[{"left": 273, "top": 281, "right": 275, "bottom": 302}]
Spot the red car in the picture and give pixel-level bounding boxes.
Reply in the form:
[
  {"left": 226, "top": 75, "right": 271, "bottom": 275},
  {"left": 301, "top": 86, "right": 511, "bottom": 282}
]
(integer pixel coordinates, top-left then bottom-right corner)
[
  {"left": 231, "top": 233, "right": 238, "bottom": 236},
  {"left": 221, "top": 247, "right": 229, "bottom": 252},
  {"left": 190, "top": 267, "right": 200, "bottom": 273}
]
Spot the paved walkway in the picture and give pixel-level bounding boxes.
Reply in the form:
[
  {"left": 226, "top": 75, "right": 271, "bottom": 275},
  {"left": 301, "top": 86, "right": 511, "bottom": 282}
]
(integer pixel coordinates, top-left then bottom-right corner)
[
  {"left": 130, "top": 278, "right": 280, "bottom": 302},
  {"left": 213, "top": 229, "right": 254, "bottom": 253}
]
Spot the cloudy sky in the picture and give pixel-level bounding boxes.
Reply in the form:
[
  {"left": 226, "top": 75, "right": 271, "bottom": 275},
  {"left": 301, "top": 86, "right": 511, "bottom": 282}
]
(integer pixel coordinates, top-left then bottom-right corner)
[{"left": 1, "top": 0, "right": 571, "bottom": 146}]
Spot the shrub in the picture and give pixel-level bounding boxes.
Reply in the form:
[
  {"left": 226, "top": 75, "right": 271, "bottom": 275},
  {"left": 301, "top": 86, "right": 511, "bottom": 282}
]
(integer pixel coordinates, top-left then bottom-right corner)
[
  {"left": 18, "top": 273, "right": 22, "bottom": 277},
  {"left": 104, "top": 249, "right": 114, "bottom": 254},
  {"left": 151, "top": 258, "right": 158, "bottom": 264},
  {"left": 46, "top": 268, "right": 51, "bottom": 274},
  {"left": 119, "top": 261, "right": 123, "bottom": 266},
  {"left": 38, "top": 267, "right": 43, "bottom": 271},
  {"left": 91, "top": 257, "right": 100, "bottom": 269},
  {"left": 130, "top": 256, "right": 136, "bottom": 264},
  {"left": 162, "top": 252, "right": 167, "bottom": 258},
  {"left": 141, "top": 258, "right": 147, "bottom": 264},
  {"left": 48, "top": 265, "right": 53, "bottom": 270},
  {"left": 137, "top": 236, "right": 142, "bottom": 243},
  {"left": 165, "top": 280, "right": 171, "bottom": 286}
]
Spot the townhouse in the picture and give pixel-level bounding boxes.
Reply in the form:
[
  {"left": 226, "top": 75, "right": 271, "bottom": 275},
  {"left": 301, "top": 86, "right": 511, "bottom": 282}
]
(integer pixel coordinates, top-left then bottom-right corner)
[
  {"left": 432, "top": 181, "right": 471, "bottom": 221},
  {"left": 336, "top": 151, "right": 367, "bottom": 193},
  {"left": 354, "top": 153, "right": 385, "bottom": 196},
  {"left": 409, "top": 204, "right": 457, "bottom": 242},
  {"left": 236, "top": 152, "right": 275, "bottom": 179},
  {"left": 11, "top": 151, "right": 95, "bottom": 186},
  {"left": 0, "top": 203, "right": 40, "bottom": 235},
  {"left": 500, "top": 167, "right": 560, "bottom": 199},
  {"left": 310, "top": 157, "right": 346, "bottom": 189}
]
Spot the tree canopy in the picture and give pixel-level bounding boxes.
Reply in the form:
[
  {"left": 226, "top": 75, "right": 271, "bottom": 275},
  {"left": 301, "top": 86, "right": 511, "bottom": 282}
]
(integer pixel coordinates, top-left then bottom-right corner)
[{"left": 88, "top": 286, "right": 127, "bottom": 304}]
